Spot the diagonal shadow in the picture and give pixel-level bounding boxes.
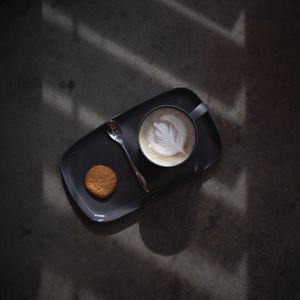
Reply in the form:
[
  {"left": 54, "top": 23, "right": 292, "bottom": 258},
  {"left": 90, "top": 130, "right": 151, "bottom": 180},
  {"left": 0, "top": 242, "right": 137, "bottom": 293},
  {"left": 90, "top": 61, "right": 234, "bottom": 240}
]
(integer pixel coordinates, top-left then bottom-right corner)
[
  {"left": 45, "top": 0, "right": 245, "bottom": 106},
  {"left": 38, "top": 204, "right": 222, "bottom": 300},
  {"left": 172, "top": 0, "right": 244, "bottom": 29},
  {"left": 43, "top": 79, "right": 246, "bottom": 272},
  {"left": 5, "top": 0, "right": 300, "bottom": 299},
  {"left": 42, "top": 1, "right": 248, "bottom": 297}
]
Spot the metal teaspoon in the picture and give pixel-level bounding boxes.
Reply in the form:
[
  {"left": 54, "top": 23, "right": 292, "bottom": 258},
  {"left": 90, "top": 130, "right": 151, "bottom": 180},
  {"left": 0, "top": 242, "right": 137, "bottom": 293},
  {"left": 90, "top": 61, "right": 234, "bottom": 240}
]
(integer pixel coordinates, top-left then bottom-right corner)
[{"left": 106, "top": 120, "right": 150, "bottom": 193}]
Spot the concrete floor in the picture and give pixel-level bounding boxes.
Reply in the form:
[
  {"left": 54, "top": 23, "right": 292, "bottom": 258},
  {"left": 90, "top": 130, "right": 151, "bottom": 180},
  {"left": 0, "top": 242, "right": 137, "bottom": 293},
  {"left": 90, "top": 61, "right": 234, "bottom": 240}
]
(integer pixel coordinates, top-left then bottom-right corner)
[{"left": 1, "top": 0, "right": 300, "bottom": 299}]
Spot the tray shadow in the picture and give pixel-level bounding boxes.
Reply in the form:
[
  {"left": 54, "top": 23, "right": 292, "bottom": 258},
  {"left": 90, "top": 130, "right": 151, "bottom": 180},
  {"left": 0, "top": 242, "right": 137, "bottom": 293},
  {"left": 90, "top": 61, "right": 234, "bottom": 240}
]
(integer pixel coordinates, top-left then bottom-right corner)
[
  {"left": 63, "top": 161, "right": 220, "bottom": 256},
  {"left": 62, "top": 177, "right": 142, "bottom": 235}
]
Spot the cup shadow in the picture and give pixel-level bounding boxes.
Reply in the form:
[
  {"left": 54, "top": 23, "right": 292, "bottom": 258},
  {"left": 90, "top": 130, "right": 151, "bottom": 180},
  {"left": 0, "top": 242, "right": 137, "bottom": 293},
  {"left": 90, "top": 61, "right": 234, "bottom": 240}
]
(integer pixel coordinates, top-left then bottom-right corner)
[
  {"left": 138, "top": 166, "right": 219, "bottom": 256},
  {"left": 138, "top": 160, "right": 246, "bottom": 268}
]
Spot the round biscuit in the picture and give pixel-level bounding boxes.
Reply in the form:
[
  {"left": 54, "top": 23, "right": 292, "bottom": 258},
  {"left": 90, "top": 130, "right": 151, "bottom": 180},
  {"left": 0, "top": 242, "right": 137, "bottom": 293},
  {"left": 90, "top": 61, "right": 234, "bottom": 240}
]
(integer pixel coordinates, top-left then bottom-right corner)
[{"left": 85, "top": 165, "right": 117, "bottom": 198}]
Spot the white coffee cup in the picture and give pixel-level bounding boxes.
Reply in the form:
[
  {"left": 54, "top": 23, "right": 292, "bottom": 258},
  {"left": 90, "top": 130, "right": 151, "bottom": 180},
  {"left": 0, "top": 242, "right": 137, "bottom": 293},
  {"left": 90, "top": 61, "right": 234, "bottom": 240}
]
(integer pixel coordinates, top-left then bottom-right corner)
[{"left": 138, "top": 103, "right": 207, "bottom": 167}]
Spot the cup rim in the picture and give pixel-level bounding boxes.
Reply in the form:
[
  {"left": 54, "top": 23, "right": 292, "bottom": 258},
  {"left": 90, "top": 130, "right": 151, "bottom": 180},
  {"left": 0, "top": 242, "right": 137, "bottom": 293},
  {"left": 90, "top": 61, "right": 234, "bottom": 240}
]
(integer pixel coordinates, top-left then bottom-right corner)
[{"left": 137, "top": 104, "right": 199, "bottom": 168}]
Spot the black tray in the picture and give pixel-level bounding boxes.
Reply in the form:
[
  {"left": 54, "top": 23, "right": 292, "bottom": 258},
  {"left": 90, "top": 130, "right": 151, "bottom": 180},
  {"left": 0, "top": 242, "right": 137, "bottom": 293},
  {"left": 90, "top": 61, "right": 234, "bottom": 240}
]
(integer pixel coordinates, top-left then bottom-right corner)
[{"left": 60, "top": 88, "right": 222, "bottom": 222}]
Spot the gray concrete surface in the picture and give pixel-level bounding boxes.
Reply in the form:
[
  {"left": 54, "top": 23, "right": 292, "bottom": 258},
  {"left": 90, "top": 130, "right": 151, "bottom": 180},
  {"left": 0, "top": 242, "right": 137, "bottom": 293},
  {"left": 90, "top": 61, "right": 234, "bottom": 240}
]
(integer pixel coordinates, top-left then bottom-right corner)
[{"left": 1, "top": 0, "right": 300, "bottom": 299}]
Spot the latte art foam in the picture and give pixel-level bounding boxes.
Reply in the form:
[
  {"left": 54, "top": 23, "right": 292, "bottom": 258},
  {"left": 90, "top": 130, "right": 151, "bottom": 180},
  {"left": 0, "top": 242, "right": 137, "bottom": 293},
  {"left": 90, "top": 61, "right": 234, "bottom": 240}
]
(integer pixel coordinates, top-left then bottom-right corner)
[
  {"left": 139, "top": 107, "right": 196, "bottom": 167},
  {"left": 148, "top": 114, "right": 187, "bottom": 156}
]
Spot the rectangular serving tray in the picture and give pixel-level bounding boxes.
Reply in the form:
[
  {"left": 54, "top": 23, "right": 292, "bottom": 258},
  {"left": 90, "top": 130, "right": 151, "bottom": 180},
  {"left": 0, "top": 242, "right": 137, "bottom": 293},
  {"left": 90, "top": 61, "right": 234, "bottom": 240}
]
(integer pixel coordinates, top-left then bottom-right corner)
[{"left": 60, "top": 88, "right": 222, "bottom": 222}]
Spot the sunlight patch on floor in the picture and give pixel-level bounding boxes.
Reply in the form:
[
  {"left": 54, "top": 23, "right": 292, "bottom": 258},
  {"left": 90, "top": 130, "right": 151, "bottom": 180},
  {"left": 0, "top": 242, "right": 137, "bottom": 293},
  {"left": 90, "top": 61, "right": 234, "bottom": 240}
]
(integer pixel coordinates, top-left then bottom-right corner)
[
  {"left": 42, "top": 167, "right": 71, "bottom": 212},
  {"left": 37, "top": 266, "right": 103, "bottom": 300},
  {"left": 37, "top": 266, "right": 74, "bottom": 300},
  {"left": 43, "top": 84, "right": 106, "bottom": 129},
  {"left": 43, "top": 3, "right": 245, "bottom": 126},
  {"left": 158, "top": 0, "right": 245, "bottom": 46},
  {"left": 78, "top": 23, "right": 193, "bottom": 89},
  {"left": 43, "top": 84, "right": 74, "bottom": 116},
  {"left": 77, "top": 104, "right": 106, "bottom": 129},
  {"left": 201, "top": 170, "right": 248, "bottom": 215},
  {"left": 78, "top": 23, "right": 246, "bottom": 126},
  {"left": 42, "top": 2, "right": 72, "bottom": 30},
  {"left": 206, "top": 84, "right": 247, "bottom": 126}
]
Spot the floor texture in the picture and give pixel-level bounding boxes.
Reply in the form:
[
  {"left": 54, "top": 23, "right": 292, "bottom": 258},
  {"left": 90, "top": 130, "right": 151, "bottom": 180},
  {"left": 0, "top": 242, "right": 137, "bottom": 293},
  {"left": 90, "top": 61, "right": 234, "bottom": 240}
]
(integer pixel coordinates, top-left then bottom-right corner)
[{"left": 0, "top": 0, "right": 300, "bottom": 299}]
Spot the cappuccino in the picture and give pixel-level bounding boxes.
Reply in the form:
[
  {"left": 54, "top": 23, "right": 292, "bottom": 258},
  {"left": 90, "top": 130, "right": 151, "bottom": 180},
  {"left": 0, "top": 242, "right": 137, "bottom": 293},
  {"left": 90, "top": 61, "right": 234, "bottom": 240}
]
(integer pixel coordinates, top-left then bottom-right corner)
[{"left": 138, "top": 107, "right": 196, "bottom": 167}]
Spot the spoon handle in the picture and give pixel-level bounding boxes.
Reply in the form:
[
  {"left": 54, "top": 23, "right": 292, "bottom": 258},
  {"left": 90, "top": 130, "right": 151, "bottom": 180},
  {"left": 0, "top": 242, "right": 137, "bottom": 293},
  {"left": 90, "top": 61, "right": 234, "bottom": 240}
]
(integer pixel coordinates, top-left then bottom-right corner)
[{"left": 121, "top": 143, "right": 150, "bottom": 193}]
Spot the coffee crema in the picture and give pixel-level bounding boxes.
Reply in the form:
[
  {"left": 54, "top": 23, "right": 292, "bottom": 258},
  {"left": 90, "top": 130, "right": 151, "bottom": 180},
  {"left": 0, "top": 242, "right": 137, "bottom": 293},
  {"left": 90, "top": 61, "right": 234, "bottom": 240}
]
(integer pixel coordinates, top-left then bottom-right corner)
[{"left": 139, "top": 107, "right": 196, "bottom": 167}]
